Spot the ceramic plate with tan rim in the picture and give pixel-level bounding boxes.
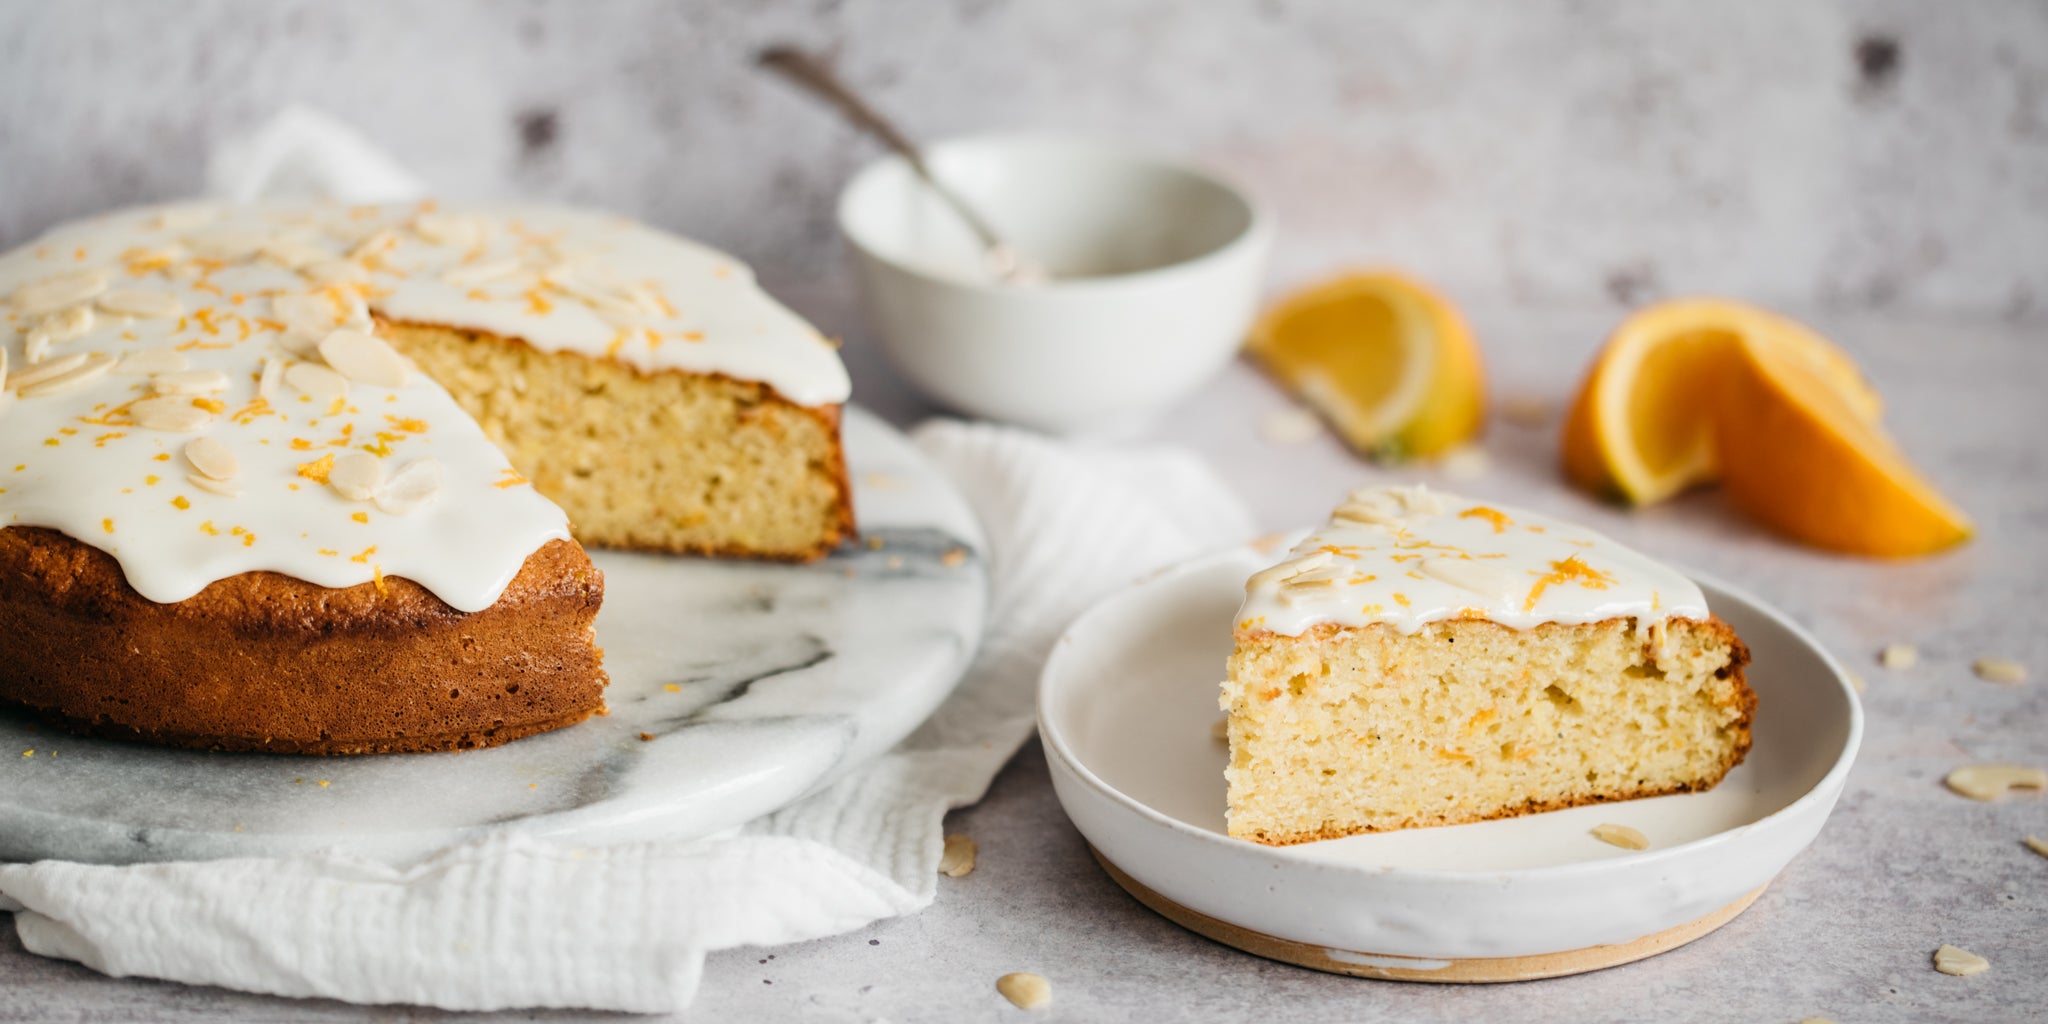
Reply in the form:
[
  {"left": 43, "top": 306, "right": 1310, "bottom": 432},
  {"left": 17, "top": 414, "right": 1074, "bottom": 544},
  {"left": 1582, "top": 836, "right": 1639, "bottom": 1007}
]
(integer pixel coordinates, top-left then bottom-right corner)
[{"left": 1038, "top": 543, "right": 1861, "bottom": 982}]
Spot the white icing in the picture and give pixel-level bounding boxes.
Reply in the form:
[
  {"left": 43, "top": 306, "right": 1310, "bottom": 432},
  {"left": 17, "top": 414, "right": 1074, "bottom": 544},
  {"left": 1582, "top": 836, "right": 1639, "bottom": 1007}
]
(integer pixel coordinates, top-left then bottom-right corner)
[
  {"left": 1237, "top": 486, "right": 1707, "bottom": 637},
  {"left": 0, "top": 200, "right": 849, "bottom": 612}
]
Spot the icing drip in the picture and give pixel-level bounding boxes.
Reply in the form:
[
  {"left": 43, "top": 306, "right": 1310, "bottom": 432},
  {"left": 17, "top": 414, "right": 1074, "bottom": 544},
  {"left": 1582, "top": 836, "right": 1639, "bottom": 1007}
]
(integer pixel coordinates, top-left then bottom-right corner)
[
  {"left": 0, "top": 201, "right": 849, "bottom": 612},
  {"left": 1237, "top": 486, "right": 1707, "bottom": 638}
]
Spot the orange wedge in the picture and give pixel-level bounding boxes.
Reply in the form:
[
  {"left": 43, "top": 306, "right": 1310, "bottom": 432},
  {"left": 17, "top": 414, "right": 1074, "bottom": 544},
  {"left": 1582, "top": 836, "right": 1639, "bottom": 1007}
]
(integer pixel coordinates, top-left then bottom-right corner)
[
  {"left": 1561, "top": 299, "right": 1882, "bottom": 505},
  {"left": 1716, "top": 334, "right": 1971, "bottom": 556},
  {"left": 1246, "top": 272, "right": 1485, "bottom": 460}
]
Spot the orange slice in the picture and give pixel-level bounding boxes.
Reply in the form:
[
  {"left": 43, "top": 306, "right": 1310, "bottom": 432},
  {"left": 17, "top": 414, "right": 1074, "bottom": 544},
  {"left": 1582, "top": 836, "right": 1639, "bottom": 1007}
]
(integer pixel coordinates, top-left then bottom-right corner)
[
  {"left": 1716, "top": 334, "right": 1971, "bottom": 556},
  {"left": 1246, "top": 272, "right": 1485, "bottom": 460},
  {"left": 1561, "top": 299, "right": 1882, "bottom": 505}
]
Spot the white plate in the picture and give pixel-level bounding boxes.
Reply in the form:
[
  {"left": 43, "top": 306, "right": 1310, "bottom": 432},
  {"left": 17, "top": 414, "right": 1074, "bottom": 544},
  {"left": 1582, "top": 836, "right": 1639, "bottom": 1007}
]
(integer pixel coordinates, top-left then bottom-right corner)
[
  {"left": 0, "top": 408, "right": 986, "bottom": 866},
  {"left": 1040, "top": 544, "right": 1860, "bottom": 980}
]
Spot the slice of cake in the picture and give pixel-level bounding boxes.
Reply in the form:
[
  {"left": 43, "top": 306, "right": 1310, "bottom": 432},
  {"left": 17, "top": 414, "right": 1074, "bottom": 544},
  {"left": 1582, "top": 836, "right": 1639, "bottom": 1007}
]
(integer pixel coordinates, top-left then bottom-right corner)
[
  {"left": 1222, "top": 486, "right": 1753, "bottom": 845},
  {"left": 0, "top": 200, "right": 853, "bottom": 753}
]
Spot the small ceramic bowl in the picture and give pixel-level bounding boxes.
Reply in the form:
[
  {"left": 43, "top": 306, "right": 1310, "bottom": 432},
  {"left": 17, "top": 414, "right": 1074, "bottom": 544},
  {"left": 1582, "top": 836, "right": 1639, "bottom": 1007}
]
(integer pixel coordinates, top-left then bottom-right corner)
[
  {"left": 838, "top": 134, "right": 1273, "bottom": 434},
  {"left": 1038, "top": 544, "right": 1862, "bottom": 981}
]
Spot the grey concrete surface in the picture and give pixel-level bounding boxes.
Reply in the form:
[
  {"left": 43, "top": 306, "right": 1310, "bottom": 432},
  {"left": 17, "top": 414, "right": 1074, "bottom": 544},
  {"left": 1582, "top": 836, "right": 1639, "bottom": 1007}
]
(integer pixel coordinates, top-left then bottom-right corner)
[{"left": 1, "top": 0, "right": 2045, "bottom": 316}]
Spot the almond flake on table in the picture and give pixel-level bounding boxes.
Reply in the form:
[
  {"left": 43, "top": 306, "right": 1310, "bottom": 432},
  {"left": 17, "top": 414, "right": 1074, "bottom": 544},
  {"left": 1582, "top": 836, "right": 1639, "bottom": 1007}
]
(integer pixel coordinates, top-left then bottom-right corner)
[
  {"left": 1879, "top": 643, "right": 1918, "bottom": 670},
  {"left": 939, "top": 834, "right": 978, "bottom": 878},
  {"left": 995, "top": 973, "right": 1051, "bottom": 1010},
  {"left": 1943, "top": 764, "right": 2048, "bottom": 802},
  {"left": 1971, "top": 658, "right": 2028, "bottom": 684},
  {"left": 2023, "top": 835, "right": 2048, "bottom": 858},
  {"left": 1933, "top": 944, "right": 1989, "bottom": 977}
]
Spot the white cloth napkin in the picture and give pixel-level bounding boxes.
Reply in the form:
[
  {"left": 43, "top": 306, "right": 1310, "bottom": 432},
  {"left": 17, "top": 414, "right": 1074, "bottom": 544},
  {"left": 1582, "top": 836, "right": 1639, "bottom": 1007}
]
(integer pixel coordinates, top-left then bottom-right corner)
[{"left": 0, "top": 420, "right": 1253, "bottom": 1011}]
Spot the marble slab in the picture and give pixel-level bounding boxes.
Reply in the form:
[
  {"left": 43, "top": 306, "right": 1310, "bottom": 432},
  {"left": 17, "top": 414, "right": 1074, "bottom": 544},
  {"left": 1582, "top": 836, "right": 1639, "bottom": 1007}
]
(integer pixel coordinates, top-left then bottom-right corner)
[{"left": 0, "top": 407, "right": 986, "bottom": 866}]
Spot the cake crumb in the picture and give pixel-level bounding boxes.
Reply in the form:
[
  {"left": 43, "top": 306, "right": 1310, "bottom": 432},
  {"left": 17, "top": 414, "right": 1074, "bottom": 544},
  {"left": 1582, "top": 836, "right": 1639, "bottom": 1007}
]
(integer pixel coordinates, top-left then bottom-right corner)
[
  {"left": 1879, "top": 643, "right": 1918, "bottom": 670},
  {"left": 1259, "top": 406, "right": 1323, "bottom": 445},
  {"left": 1943, "top": 764, "right": 2047, "bottom": 802},
  {"left": 942, "top": 547, "right": 968, "bottom": 568},
  {"left": 638, "top": 732, "right": 654, "bottom": 742},
  {"left": 995, "top": 972, "right": 1051, "bottom": 1010},
  {"left": 1933, "top": 944, "right": 1989, "bottom": 977},
  {"left": 316, "top": 780, "right": 330, "bottom": 788},
  {"left": 2022, "top": 835, "right": 2048, "bottom": 858},
  {"left": 1590, "top": 823, "right": 1649, "bottom": 850},
  {"left": 939, "top": 834, "right": 977, "bottom": 878},
  {"left": 1972, "top": 658, "right": 2028, "bottom": 684}
]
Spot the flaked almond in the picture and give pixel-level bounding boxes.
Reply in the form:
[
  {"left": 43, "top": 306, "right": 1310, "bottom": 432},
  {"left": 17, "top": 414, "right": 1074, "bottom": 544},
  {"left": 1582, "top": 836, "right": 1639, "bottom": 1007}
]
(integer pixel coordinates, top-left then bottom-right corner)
[
  {"left": 184, "top": 437, "right": 238, "bottom": 481},
  {"left": 995, "top": 973, "right": 1051, "bottom": 1011},
  {"left": 285, "top": 362, "right": 349, "bottom": 403},
  {"left": 327, "top": 451, "right": 385, "bottom": 502},
  {"left": 373, "top": 457, "right": 445, "bottom": 516},
  {"left": 182, "top": 228, "right": 267, "bottom": 261},
  {"left": 186, "top": 473, "right": 241, "bottom": 498},
  {"left": 1933, "top": 944, "right": 1989, "bottom": 977},
  {"left": 1972, "top": 658, "right": 2028, "bottom": 684},
  {"left": 347, "top": 227, "right": 399, "bottom": 262},
  {"left": 1879, "top": 643, "right": 1918, "bottom": 670},
  {"left": 1246, "top": 551, "right": 1336, "bottom": 592},
  {"left": 151, "top": 369, "right": 230, "bottom": 395},
  {"left": 2024, "top": 835, "right": 2048, "bottom": 858},
  {"left": 23, "top": 333, "right": 52, "bottom": 364},
  {"left": 318, "top": 330, "right": 409, "bottom": 388},
  {"left": 272, "top": 291, "right": 343, "bottom": 338},
  {"left": 939, "top": 834, "right": 978, "bottom": 878},
  {"left": 258, "top": 357, "right": 285, "bottom": 403},
  {"left": 260, "top": 237, "right": 331, "bottom": 270},
  {"left": 545, "top": 266, "right": 642, "bottom": 316},
  {"left": 412, "top": 212, "right": 485, "bottom": 249},
  {"left": 1419, "top": 557, "right": 1520, "bottom": 605},
  {"left": 115, "top": 348, "right": 189, "bottom": 376},
  {"left": 1590, "top": 823, "right": 1649, "bottom": 850},
  {"left": 1944, "top": 764, "right": 2047, "bottom": 802},
  {"left": 7, "top": 352, "right": 90, "bottom": 391},
  {"left": 150, "top": 205, "right": 218, "bottom": 232},
  {"left": 97, "top": 288, "right": 183, "bottom": 319},
  {"left": 300, "top": 259, "right": 367, "bottom": 286},
  {"left": 11, "top": 268, "right": 109, "bottom": 317},
  {"left": 18, "top": 354, "right": 115, "bottom": 398},
  {"left": 130, "top": 396, "right": 213, "bottom": 432},
  {"left": 28, "top": 304, "right": 95, "bottom": 346},
  {"left": 441, "top": 257, "right": 522, "bottom": 288}
]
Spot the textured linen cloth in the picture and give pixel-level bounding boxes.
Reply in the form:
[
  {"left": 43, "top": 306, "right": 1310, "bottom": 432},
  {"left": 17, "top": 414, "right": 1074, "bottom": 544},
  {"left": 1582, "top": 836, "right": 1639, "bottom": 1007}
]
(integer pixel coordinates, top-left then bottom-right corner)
[{"left": 0, "top": 419, "right": 1254, "bottom": 1011}]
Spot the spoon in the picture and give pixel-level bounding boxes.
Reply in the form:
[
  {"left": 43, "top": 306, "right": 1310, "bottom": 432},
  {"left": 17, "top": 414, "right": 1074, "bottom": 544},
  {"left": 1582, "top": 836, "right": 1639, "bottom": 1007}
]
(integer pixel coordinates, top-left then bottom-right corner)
[{"left": 756, "top": 45, "right": 1048, "bottom": 285}]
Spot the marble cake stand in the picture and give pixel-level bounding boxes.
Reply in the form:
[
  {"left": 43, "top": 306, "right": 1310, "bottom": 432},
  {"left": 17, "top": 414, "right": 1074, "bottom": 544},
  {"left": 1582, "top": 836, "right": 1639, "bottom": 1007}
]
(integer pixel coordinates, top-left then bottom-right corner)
[{"left": 0, "top": 407, "right": 987, "bottom": 866}]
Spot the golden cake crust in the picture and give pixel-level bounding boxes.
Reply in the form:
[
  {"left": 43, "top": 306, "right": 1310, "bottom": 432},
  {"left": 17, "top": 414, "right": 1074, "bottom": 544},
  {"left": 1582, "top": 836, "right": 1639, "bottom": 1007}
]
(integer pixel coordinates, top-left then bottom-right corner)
[
  {"left": 0, "top": 526, "right": 607, "bottom": 754},
  {"left": 1226, "top": 614, "right": 1755, "bottom": 846}
]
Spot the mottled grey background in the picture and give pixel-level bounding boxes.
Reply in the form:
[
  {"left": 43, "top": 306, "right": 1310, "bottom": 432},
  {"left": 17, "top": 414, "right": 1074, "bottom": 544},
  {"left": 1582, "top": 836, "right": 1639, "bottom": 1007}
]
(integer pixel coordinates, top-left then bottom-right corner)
[{"left": 2, "top": 0, "right": 2044, "bottom": 317}]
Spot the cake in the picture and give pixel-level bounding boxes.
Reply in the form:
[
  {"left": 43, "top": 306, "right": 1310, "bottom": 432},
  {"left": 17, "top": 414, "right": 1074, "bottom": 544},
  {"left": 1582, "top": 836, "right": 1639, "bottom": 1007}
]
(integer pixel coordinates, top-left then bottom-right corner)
[
  {"left": 1222, "top": 486, "right": 1753, "bottom": 845},
  {"left": 0, "top": 200, "right": 853, "bottom": 753}
]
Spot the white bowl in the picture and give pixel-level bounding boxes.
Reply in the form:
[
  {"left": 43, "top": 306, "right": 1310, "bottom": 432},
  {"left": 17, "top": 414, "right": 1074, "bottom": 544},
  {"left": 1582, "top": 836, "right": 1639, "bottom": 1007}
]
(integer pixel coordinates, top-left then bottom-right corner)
[
  {"left": 1038, "top": 544, "right": 1861, "bottom": 981},
  {"left": 838, "top": 134, "right": 1273, "bottom": 434}
]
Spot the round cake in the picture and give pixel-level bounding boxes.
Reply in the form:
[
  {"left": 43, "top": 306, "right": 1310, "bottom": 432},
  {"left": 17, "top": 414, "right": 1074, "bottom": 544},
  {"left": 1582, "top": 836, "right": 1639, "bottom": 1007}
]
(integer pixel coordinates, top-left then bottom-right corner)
[{"left": 0, "top": 200, "right": 855, "bottom": 753}]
